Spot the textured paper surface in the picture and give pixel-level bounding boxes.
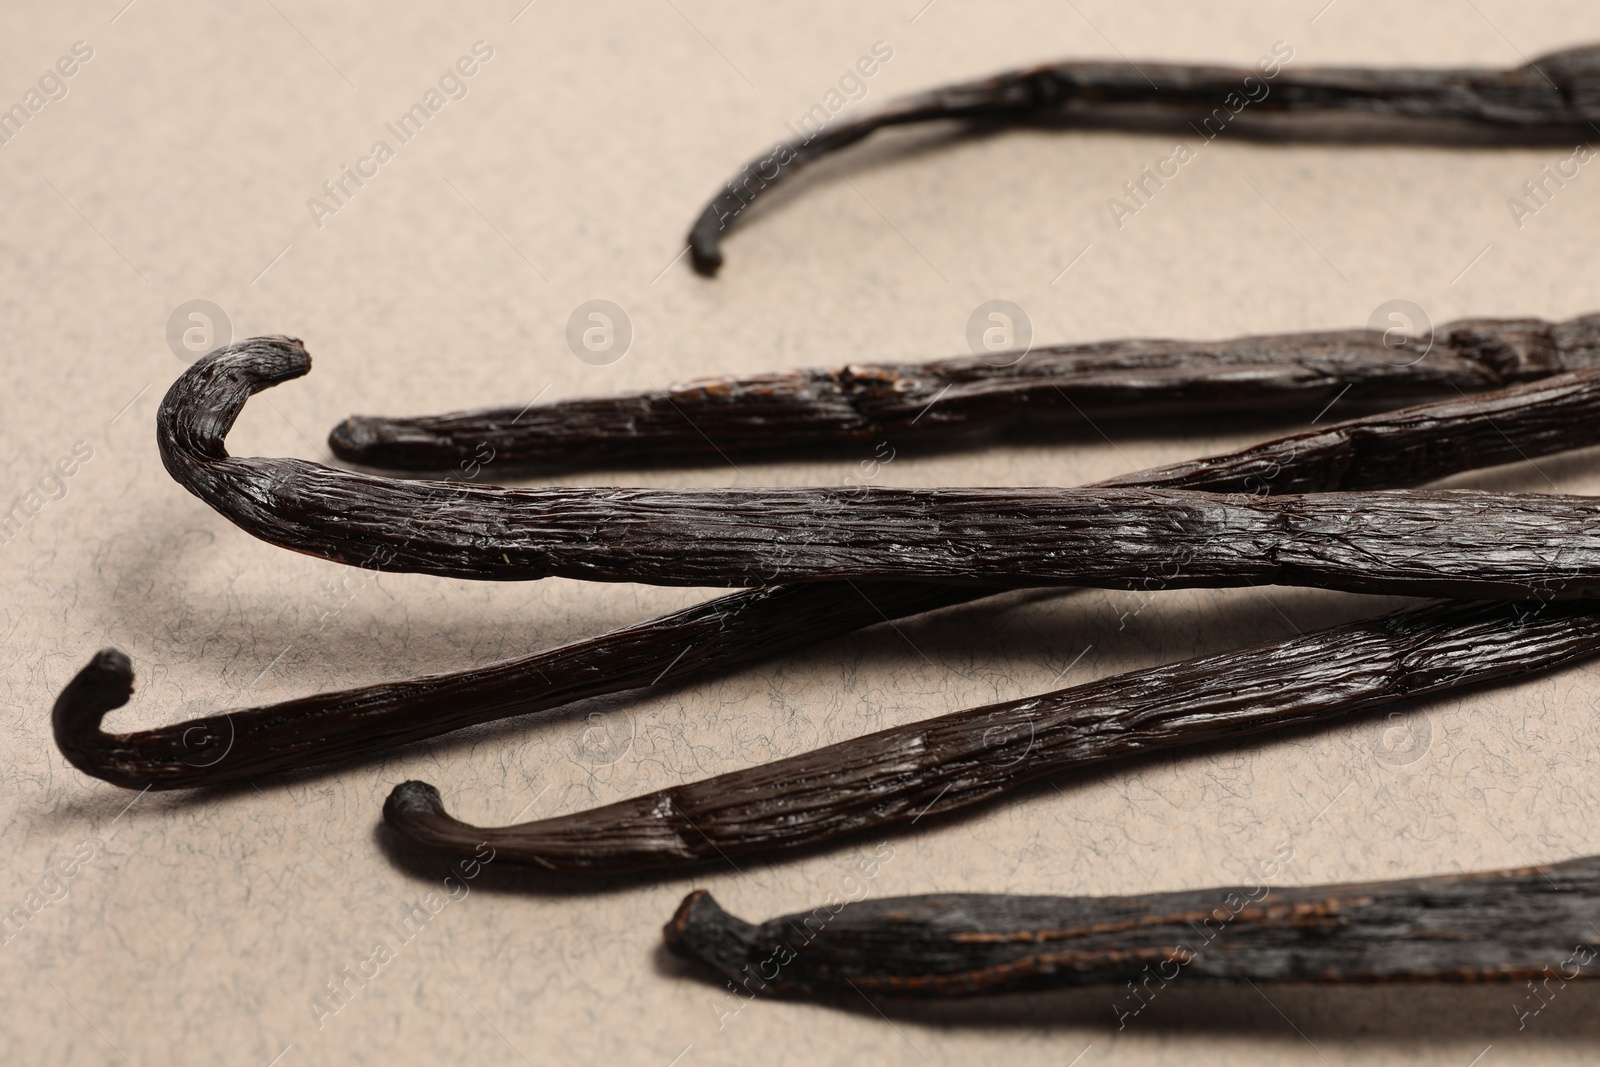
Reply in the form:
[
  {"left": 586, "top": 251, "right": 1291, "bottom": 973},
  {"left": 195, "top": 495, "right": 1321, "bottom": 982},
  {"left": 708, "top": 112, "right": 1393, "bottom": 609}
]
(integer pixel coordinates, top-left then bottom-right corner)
[{"left": 6, "top": 1, "right": 1600, "bottom": 1063}]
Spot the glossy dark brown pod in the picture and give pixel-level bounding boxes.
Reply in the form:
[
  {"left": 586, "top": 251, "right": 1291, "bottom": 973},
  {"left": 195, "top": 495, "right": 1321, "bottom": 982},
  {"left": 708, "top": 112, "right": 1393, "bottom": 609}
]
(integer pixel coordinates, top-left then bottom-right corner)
[
  {"left": 51, "top": 583, "right": 986, "bottom": 790},
  {"left": 688, "top": 45, "right": 1600, "bottom": 274},
  {"left": 328, "top": 314, "right": 1600, "bottom": 474},
  {"left": 1096, "top": 363, "right": 1600, "bottom": 494},
  {"left": 161, "top": 339, "right": 1600, "bottom": 599},
  {"left": 664, "top": 855, "right": 1600, "bottom": 998},
  {"left": 65, "top": 362, "right": 1600, "bottom": 789},
  {"left": 383, "top": 599, "right": 1600, "bottom": 874}
]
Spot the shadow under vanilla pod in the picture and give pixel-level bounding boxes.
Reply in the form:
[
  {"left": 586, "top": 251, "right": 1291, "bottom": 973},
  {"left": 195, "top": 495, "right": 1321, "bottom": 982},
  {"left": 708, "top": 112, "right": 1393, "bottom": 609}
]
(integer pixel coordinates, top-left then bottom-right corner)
[
  {"left": 152, "top": 337, "right": 1600, "bottom": 597},
  {"left": 328, "top": 313, "right": 1600, "bottom": 475},
  {"left": 381, "top": 598, "right": 1600, "bottom": 874},
  {"left": 53, "top": 348, "right": 1600, "bottom": 790},
  {"left": 685, "top": 43, "right": 1600, "bottom": 275},
  {"left": 661, "top": 855, "right": 1600, "bottom": 999}
]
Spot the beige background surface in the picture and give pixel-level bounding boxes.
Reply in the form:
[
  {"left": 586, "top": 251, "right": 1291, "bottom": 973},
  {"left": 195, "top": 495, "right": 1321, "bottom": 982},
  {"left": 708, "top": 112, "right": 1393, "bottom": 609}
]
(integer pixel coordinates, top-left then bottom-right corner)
[{"left": 6, "top": 1, "right": 1600, "bottom": 1063}]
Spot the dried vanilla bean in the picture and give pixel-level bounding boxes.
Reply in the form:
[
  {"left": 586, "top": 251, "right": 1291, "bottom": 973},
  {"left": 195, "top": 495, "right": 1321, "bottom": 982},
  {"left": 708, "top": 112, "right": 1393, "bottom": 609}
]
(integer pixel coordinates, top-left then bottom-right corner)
[
  {"left": 1097, "top": 363, "right": 1600, "bottom": 493},
  {"left": 688, "top": 45, "right": 1600, "bottom": 274},
  {"left": 51, "top": 583, "right": 983, "bottom": 790},
  {"left": 59, "top": 362, "right": 1600, "bottom": 789},
  {"left": 328, "top": 314, "right": 1600, "bottom": 474},
  {"left": 382, "top": 599, "right": 1600, "bottom": 873},
  {"left": 162, "top": 338, "right": 1600, "bottom": 599},
  {"left": 663, "top": 856, "right": 1600, "bottom": 998}
]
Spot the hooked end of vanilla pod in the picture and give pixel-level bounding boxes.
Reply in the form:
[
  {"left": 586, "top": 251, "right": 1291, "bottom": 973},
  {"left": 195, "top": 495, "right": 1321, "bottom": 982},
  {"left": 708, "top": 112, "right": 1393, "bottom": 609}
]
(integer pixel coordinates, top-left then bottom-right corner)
[
  {"left": 183, "top": 334, "right": 311, "bottom": 396},
  {"left": 663, "top": 890, "right": 769, "bottom": 986},
  {"left": 157, "top": 335, "right": 311, "bottom": 474},
  {"left": 687, "top": 210, "right": 726, "bottom": 277},
  {"left": 384, "top": 780, "right": 446, "bottom": 823},
  {"left": 219, "top": 334, "right": 311, "bottom": 381},
  {"left": 53, "top": 649, "right": 135, "bottom": 776}
]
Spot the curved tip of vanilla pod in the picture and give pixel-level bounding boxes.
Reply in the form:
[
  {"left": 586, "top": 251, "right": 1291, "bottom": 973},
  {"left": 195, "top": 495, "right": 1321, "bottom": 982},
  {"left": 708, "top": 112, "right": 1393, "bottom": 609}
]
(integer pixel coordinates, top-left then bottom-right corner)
[
  {"left": 157, "top": 335, "right": 310, "bottom": 476},
  {"left": 382, "top": 780, "right": 484, "bottom": 855},
  {"left": 686, "top": 213, "right": 725, "bottom": 277},
  {"left": 663, "top": 890, "right": 768, "bottom": 983},
  {"left": 384, "top": 780, "right": 447, "bottom": 821},
  {"left": 381, "top": 780, "right": 705, "bottom": 874},
  {"left": 52, "top": 649, "right": 135, "bottom": 779}
]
